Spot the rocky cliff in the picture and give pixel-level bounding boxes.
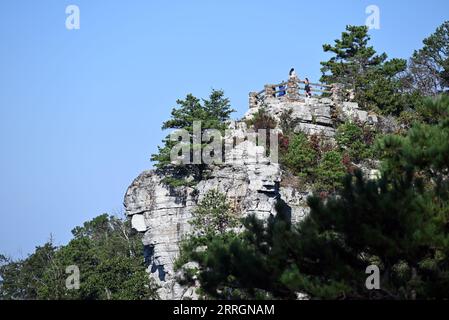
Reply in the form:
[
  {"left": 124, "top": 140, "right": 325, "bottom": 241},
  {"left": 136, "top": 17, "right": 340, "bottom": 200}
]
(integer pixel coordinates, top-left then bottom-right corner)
[{"left": 124, "top": 89, "right": 383, "bottom": 299}]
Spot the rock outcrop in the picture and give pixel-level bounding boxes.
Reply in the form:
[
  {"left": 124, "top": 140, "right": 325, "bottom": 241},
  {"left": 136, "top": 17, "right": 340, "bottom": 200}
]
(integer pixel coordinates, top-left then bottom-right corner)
[
  {"left": 124, "top": 139, "right": 309, "bottom": 299},
  {"left": 124, "top": 87, "right": 380, "bottom": 299}
]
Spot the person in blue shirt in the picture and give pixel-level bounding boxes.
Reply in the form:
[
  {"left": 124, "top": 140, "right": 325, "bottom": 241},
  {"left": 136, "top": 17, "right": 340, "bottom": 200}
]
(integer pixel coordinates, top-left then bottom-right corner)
[{"left": 278, "top": 83, "right": 286, "bottom": 97}]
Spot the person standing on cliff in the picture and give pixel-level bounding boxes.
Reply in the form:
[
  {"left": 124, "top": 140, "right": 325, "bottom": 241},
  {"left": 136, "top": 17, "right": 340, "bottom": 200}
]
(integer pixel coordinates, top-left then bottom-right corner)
[
  {"left": 304, "top": 78, "right": 312, "bottom": 98},
  {"left": 278, "top": 82, "right": 286, "bottom": 97},
  {"left": 289, "top": 68, "right": 297, "bottom": 80}
]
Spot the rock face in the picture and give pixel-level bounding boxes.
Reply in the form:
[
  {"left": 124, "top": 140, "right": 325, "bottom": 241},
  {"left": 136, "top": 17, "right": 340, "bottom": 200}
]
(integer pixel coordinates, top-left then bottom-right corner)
[
  {"left": 124, "top": 90, "right": 378, "bottom": 299},
  {"left": 124, "top": 140, "right": 309, "bottom": 299}
]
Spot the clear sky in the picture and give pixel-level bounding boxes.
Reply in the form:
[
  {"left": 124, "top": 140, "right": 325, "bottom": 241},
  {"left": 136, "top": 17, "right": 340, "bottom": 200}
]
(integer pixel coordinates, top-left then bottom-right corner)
[{"left": 0, "top": 0, "right": 448, "bottom": 258}]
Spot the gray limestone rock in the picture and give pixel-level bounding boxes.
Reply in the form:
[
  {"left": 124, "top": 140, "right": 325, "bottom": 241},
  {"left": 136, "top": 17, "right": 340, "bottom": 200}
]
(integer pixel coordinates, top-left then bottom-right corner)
[{"left": 124, "top": 93, "right": 378, "bottom": 299}]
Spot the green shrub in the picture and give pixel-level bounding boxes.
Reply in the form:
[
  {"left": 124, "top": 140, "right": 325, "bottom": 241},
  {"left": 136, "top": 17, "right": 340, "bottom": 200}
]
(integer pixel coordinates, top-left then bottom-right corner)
[
  {"left": 174, "top": 190, "right": 240, "bottom": 295},
  {"left": 313, "top": 150, "right": 346, "bottom": 192},
  {"left": 336, "top": 122, "right": 374, "bottom": 162},
  {"left": 281, "top": 132, "right": 317, "bottom": 177},
  {"left": 245, "top": 107, "right": 277, "bottom": 131},
  {"left": 279, "top": 109, "right": 299, "bottom": 135},
  {"left": 190, "top": 189, "right": 238, "bottom": 238}
]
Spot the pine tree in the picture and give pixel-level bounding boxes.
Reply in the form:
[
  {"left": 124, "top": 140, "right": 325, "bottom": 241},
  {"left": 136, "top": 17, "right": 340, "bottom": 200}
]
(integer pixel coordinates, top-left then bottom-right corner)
[
  {"left": 151, "top": 90, "right": 234, "bottom": 187},
  {"left": 406, "top": 21, "right": 449, "bottom": 96},
  {"left": 320, "top": 25, "right": 407, "bottom": 115},
  {"left": 320, "top": 25, "right": 387, "bottom": 87},
  {"left": 189, "top": 189, "right": 238, "bottom": 239}
]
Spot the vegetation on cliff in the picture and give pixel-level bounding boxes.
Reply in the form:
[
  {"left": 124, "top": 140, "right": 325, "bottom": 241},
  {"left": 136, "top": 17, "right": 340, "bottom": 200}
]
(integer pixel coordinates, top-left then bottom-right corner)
[
  {"left": 174, "top": 22, "right": 449, "bottom": 300},
  {"left": 178, "top": 96, "right": 449, "bottom": 300}
]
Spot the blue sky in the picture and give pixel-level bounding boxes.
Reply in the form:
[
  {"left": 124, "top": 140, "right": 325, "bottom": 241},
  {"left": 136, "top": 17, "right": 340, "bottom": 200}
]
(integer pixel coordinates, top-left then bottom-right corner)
[{"left": 0, "top": 0, "right": 448, "bottom": 258}]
